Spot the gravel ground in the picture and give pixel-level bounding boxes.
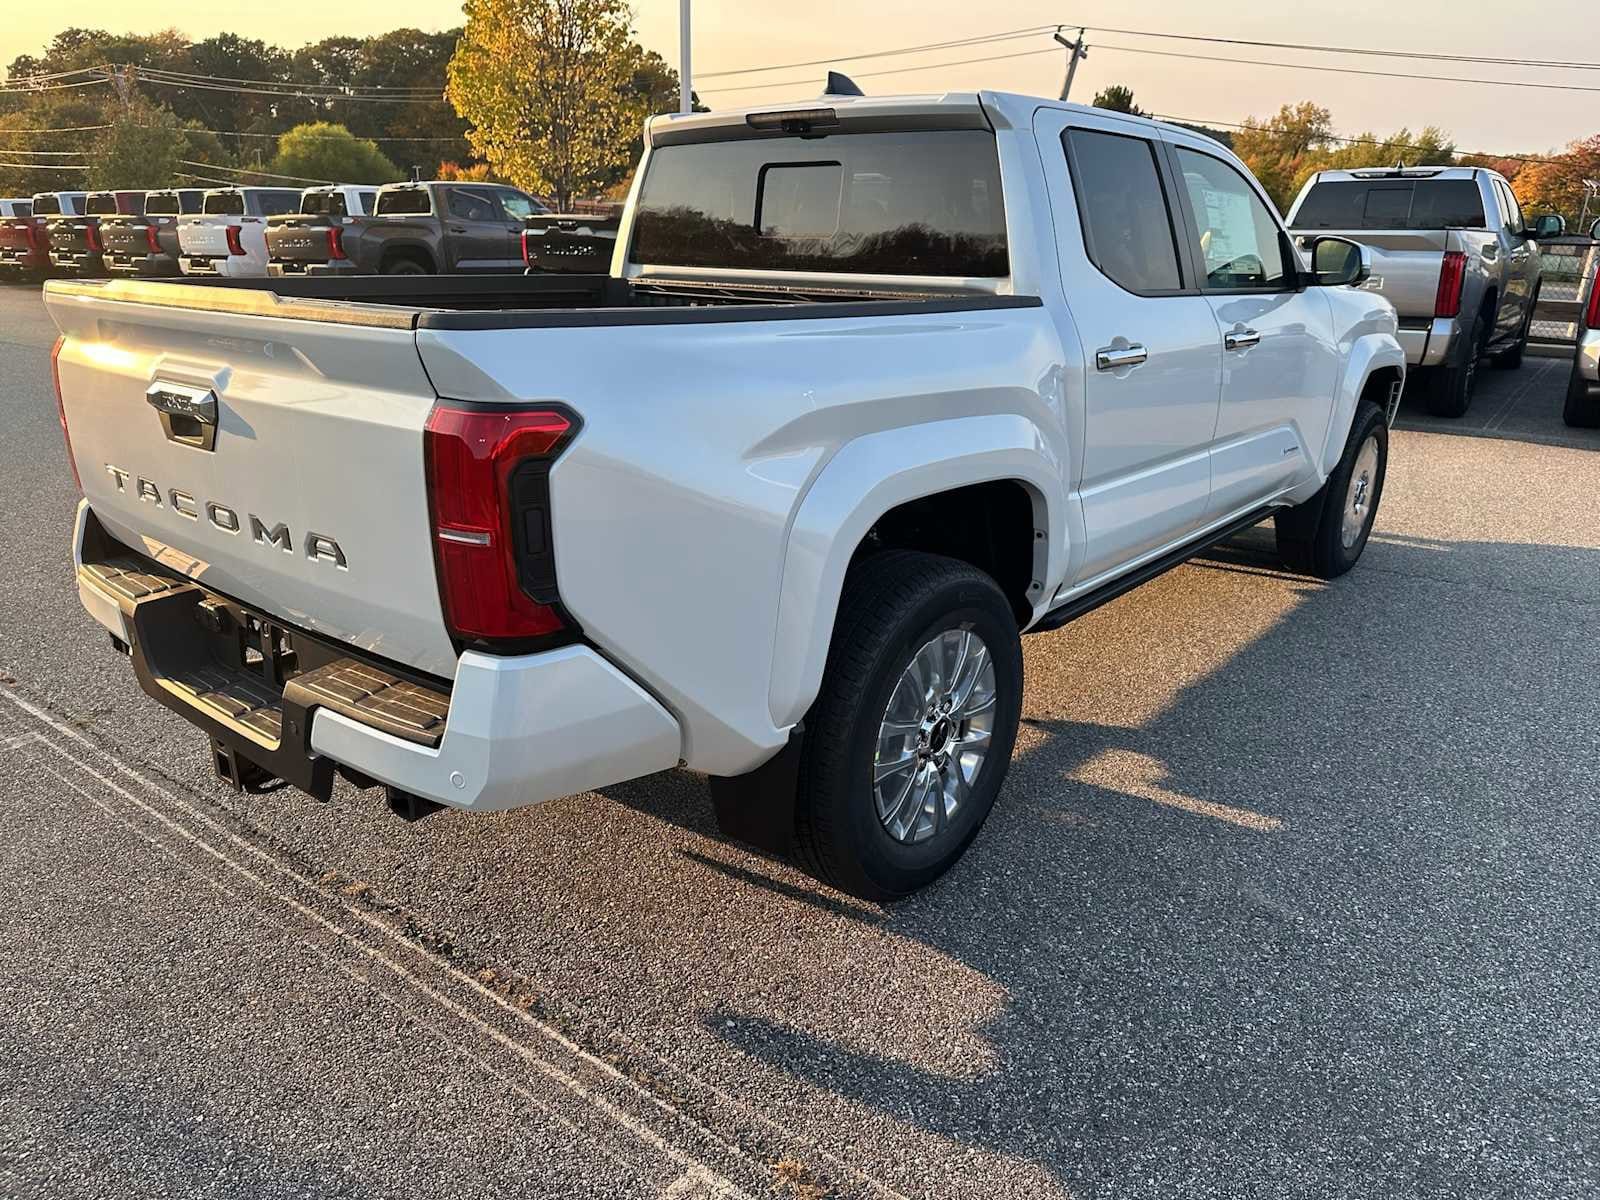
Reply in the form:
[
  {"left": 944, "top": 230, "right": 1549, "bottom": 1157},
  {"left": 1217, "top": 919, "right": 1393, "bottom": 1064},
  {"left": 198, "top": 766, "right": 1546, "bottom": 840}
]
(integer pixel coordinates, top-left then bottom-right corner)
[{"left": 0, "top": 281, "right": 1596, "bottom": 1200}]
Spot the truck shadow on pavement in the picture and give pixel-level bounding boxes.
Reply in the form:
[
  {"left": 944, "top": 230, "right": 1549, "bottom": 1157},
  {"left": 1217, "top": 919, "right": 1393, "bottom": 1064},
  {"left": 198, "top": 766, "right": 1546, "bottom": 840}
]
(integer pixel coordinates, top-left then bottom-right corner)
[
  {"left": 1396, "top": 355, "right": 1600, "bottom": 451},
  {"left": 615, "top": 527, "right": 1600, "bottom": 1196}
]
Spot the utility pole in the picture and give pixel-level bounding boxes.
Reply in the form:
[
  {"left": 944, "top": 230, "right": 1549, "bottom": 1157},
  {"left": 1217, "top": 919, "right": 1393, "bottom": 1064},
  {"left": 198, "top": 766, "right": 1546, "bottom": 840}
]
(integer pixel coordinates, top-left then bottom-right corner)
[
  {"left": 1054, "top": 27, "right": 1088, "bottom": 102},
  {"left": 679, "top": 0, "right": 693, "bottom": 114}
]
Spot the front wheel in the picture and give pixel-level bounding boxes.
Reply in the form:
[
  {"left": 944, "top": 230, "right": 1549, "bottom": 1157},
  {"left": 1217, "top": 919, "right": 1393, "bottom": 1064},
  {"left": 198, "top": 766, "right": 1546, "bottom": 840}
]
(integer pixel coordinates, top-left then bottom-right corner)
[
  {"left": 1275, "top": 400, "right": 1389, "bottom": 579},
  {"left": 794, "top": 551, "right": 1023, "bottom": 901}
]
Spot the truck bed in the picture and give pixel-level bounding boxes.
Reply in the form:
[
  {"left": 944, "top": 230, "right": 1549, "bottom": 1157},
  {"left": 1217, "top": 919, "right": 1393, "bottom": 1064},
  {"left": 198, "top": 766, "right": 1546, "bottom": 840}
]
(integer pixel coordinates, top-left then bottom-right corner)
[{"left": 47, "top": 272, "right": 1031, "bottom": 330}]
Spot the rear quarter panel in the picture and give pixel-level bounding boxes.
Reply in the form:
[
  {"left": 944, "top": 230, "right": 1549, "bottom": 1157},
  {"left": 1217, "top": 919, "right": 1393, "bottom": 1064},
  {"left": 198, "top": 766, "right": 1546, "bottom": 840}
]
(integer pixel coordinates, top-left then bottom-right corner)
[{"left": 416, "top": 304, "right": 1069, "bottom": 774}]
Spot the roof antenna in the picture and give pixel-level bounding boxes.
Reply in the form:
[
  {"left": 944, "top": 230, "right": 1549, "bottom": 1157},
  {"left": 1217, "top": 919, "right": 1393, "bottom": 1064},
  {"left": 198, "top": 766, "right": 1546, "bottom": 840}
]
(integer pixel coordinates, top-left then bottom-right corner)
[{"left": 824, "top": 70, "right": 864, "bottom": 97}]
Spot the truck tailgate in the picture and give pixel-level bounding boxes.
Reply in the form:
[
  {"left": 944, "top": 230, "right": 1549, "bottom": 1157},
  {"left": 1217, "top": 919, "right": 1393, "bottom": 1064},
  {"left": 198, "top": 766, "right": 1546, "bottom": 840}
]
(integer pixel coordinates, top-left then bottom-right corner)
[
  {"left": 266, "top": 217, "right": 335, "bottom": 265},
  {"left": 46, "top": 279, "right": 458, "bottom": 678},
  {"left": 1296, "top": 228, "right": 1452, "bottom": 319},
  {"left": 178, "top": 217, "right": 233, "bottom": 258}
]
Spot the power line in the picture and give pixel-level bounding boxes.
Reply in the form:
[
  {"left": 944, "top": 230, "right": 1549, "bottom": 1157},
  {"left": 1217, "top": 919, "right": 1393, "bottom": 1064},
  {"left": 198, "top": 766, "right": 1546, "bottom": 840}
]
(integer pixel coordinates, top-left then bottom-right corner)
[
  {"left": 700, "top": 46, "right": 1060, "bottom": 94},
  {"left": 0, "top": 124, "right": 111, "bottom": 134},
  {"left": 1067, "top": 23, "right": 1600, "bottom": 71},
  {"left": 139, "top": 76, "right": 442, "bottom": 104},
  {"left": 1095, "top": 41, "right": 1600, "bottom": 94},
  {"left": 696, "top": 26, "right": 1056, "bottom": 79},
  {"left": 178, "top": 158, "right": 334, "bottom": 184},
  {"left": 138, "top": 66, "right": 439, "bottom": 92}
]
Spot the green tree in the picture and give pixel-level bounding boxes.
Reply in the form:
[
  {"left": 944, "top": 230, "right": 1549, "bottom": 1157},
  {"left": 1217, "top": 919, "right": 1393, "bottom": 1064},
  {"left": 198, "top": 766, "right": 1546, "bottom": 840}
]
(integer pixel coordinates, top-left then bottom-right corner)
[
  {"left": 86, "top": 100, "right": 191, "bottom": 189},
  {"left": 1091, "top": 85, "right": 1143, "bottom": 117},
  {"left": 0, "top": 93, "right": 102, "bottom": 195},
  {"left": 446, "top": 0, "right": 650, "bottom": 208},
  {"left": 265, "top": 121, "right": 400, "bottom": 184}
]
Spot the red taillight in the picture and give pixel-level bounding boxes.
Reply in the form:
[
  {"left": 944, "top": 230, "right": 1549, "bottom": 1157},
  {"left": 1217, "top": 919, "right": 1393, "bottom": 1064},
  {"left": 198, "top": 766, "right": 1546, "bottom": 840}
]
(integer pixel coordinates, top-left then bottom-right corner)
[
  {"left": 84, "top": 222, "right": 103, "bottom": 254},
  {"left": 326, "top": 226, "right": 346, "bottom": 260},
  {"left": 51, "top": 336, "right": 81, "bottom": 493},
  {"left": 1434, "top": 250, "right": 1467, "bottom": 319},
  {"left": 423, "top": 405, "right": 576, "bottom": 644},
  {"left": 26, "top": 221, "right": 42, "bottom": 252},
  {"left": 145, "top": 221, "right": 161, "bottom": 253},
  {"left": 225, "top": 225, "right": 245, "bottom": 256},
  {"left": 1586, "top": 277, "right": 1600, "bottom": 331},
  {"left": 521, "top": 228, "right": 532, "bottom": 266}
]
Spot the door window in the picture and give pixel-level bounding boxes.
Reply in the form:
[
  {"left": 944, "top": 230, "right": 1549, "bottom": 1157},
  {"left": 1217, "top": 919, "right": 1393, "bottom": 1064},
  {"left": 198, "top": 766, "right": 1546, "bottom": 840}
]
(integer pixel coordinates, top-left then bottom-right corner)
[
  {"left": 447, "top": 189, "right": 497, "bottom": 221},
  {"left": 495, "top": 189, "right": 544, "bottom": 219},
  {"left": 1174, "top": 148, "right": 1290, "bottom": 290},
  {"left": 1495, "top": 179, "right": 1525, "bottom": 234},
  {"left": 1063, "top": 128, "right": 1184, "bottom": 293}
]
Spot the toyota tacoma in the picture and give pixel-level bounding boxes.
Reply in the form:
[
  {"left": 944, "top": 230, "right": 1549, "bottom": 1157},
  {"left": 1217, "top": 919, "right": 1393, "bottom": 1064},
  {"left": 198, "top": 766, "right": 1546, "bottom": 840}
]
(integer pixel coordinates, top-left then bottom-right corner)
[{"left": 47, "top": 91, "right": 1404, "bottom": 899}]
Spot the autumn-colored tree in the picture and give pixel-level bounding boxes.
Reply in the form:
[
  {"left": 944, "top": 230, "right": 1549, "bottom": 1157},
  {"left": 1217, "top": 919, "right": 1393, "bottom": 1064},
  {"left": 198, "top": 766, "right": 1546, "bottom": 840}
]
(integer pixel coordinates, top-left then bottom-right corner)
[
  {"left": 446, "top": 0, "right": 653, "bottom": 209},
  {"left": 436, "top": 160, "right": 495, "bottom": 182},
  {"left": 1511, "top": 135, "right": 1600, "bottom": 226},
  {"left": 1230, "top": 103, "right": 1336, "bottom": 211}
]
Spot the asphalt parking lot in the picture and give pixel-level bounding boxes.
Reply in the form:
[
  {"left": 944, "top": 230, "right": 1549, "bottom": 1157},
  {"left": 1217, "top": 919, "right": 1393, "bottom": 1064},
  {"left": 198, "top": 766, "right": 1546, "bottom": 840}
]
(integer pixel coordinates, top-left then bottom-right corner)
[{"left": 1, "top": 280, "right": 1597, "bottom": 1200}]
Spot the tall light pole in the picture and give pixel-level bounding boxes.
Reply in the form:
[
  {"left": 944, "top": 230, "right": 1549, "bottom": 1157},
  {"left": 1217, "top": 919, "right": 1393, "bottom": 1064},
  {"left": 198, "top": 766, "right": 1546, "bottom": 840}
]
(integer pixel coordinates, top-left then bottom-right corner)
[
  {"left": 1055, "top": 26, "right": 1088, "bottom": 102},
  {"left": 679, "top": 0, "right": 693, "bottom": 114}
]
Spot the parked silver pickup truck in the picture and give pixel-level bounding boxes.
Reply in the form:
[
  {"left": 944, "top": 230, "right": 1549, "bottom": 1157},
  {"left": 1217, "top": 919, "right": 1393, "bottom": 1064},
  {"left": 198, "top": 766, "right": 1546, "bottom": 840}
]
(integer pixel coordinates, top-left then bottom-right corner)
[{"left": 1287, "top": 166, "right": 1560, "bottom": 417}]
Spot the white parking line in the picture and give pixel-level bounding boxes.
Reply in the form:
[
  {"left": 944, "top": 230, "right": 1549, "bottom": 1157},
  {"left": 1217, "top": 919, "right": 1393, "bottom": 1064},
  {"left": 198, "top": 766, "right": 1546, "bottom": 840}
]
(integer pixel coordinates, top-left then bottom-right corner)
[{"left": 1, "top": 683, "right": 922, "bottom": 1200}]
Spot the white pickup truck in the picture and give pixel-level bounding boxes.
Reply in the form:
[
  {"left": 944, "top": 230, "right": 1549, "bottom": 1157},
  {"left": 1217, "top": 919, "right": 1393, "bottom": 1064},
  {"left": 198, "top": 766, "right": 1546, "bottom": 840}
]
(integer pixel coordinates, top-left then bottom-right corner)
[{"left": 48, "top": 92, "right": 1404, "bottom": 899}]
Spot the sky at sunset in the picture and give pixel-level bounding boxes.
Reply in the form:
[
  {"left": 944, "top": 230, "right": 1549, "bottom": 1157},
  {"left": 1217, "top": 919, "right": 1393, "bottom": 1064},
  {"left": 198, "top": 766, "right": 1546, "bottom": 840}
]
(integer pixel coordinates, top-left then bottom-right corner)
[{"left": 5, "top": 1, "right": 1595, "bottom": 155}]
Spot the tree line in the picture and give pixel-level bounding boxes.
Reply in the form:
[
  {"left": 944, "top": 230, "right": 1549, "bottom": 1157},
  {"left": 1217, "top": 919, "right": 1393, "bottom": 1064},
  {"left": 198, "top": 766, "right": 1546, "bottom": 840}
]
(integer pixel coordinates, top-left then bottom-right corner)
[
  {"left": 1, "top": 0, "right": 681, "bottom": 206},
  {"left": 1094, "top": 84, "right": 1600, "bottom": 228}
]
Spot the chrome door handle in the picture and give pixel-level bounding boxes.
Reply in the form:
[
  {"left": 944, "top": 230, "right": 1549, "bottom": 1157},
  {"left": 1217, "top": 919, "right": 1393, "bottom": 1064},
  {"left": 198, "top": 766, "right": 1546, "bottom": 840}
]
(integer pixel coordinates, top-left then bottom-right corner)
[
  {"left": 1224, "top": 329, "right": 1261, "bottom": 351},
  {"left": 1095, "top": 344, "right": 1148, "bottom": 371}
]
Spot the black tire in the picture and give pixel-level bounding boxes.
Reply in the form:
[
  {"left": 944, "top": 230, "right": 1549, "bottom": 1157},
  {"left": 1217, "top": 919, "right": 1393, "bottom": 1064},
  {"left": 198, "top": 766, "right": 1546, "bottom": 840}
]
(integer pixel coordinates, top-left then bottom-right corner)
[
  {"left": 1491, "top": 283, "right": 1539, "bottom": 370},
  {"left": 1565, "top": 359, "right": 1600, "bottom": 429},
  {"left": 793, "top": 551, "right": 1023, "bottom": 901},
  {"left": 381, "top": 254, "right": 430, "bottom": 276},
  {"left": 1426, "top": 311, "right": 1487, "bottom": 417},
  {"left": 1275, "top": 400, "right": 1389, "bottom": 579}
]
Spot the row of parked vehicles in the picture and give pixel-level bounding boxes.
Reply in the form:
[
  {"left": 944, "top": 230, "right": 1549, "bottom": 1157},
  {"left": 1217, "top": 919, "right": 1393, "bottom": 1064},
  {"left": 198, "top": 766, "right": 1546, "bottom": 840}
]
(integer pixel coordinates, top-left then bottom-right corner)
[{"left": 0, "top": 183, "right": 620, "bottom": 281}]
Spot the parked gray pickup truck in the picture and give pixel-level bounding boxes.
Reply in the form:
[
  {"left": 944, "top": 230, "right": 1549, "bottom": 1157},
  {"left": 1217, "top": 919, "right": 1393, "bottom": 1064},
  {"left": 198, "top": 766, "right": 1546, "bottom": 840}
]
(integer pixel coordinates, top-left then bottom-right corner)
[
  {"left": 1287, "top": 166, "right": 1560, "bottom": 417},
  {"left": 267, "top": 181, "right": 544, "bottom": 276}
]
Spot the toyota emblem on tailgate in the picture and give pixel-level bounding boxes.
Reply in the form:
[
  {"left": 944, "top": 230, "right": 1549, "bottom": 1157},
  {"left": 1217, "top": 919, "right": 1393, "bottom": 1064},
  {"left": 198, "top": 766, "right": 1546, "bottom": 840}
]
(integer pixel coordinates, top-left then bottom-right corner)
[{"left": 146, "top": 380, "right": 219, "bottom": 451}]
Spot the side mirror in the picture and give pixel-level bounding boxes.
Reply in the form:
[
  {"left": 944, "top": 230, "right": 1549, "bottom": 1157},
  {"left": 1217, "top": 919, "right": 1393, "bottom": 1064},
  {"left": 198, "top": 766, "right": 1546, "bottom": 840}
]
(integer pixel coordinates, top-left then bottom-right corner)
[
  {"left": 1309, "top": 236, "right": 1370, "bottom": 287},
  {"left": 1531, "top": 213, "right": 1565, "bottom": 240}
]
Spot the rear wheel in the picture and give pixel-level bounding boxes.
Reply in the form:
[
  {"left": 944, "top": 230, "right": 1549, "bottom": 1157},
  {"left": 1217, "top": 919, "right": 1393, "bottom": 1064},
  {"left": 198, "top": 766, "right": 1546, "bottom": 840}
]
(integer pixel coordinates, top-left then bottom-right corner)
[
  {"left": 1565, "top": 359, "right": 1600, "bottom": 429},
  {"left": 1426, "top": 312, "right": 1487, "bottom": 417},
  {"left": 1492, "top": 283, "right": 1540, "bottom": 370},
  {"left": 381, "top": 254, "right": 430, "bottom": 276},
  {"left": 1275, "top": 400, "right": 1389, "bottom": 579},
  {"left": 794, "top": 551, "right": 1022, "bottom": 901}
]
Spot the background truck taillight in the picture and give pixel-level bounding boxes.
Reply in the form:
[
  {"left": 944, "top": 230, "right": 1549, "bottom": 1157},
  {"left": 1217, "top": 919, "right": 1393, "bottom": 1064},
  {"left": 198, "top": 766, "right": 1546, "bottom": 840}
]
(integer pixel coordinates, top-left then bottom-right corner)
[
  {"left": 1587, "top": 276, "right": 1600, "bottom": 331},
  {"left": 1434, "top": 250, "right": 1467, "bottom": 318},
  {"left": 84, "top": 222, "right": 103, "bottom": 254},
  {"left": 423, "top": 404, "right": 578, "bottom": 647},
  {"left": 520, "top": 228, "right": 531, "bottom": 267},
  {"left": 225, "top": 225, "right": 245, "bottom": 256},
  {"left": 51, "top": 336, "right": 81, "bottom": 492},
  {"left": 145, "top": 222, "right": 161, "bottom": 253},
  {"left": 326, "top": 226, "right": 347, "bottom": 260}
]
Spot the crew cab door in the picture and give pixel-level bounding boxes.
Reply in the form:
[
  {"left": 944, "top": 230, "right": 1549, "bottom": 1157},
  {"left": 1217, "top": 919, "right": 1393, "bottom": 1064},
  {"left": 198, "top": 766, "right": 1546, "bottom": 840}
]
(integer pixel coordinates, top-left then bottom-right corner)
[
  {"left": 442, "top": 187, "right": 517, "bottom": 272},
  {"left": 1035, "top": 109, "right": 1222, "bottom": 585},
  {"left": 1490, "top": 177, "right": 1536, "bottom": 342},
  {"left": 1162, "top": 135, "right": 1339, "bottom": 518}
]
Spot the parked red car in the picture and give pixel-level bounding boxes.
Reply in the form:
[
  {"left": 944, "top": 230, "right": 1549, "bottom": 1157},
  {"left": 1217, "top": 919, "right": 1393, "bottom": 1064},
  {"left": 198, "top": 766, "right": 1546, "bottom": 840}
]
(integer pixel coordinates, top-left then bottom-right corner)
[{"left": 0, "top": 192, "right": 81, "bottom": 279}]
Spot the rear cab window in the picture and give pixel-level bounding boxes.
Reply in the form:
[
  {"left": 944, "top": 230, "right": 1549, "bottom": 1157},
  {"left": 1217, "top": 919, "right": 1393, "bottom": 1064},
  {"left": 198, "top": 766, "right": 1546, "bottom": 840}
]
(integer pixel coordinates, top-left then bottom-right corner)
[
  {"left": 1062, "top": 127, "right": 1184, "bottom": 293},
  {"left": 629, "top": 128, "right": 1008, "bottom": 277},
  {"left": 32, "top": 195, "right": 61, "bottom": 216},
  {"left": 85, "top": 194, "right": 118, "bottom": 216},
  {"left": 375, "top": 188, "right": 433, "bottom": 216},
  {"left": 145, "top": 193, "right": 180, "bottom": 216},
  {"left": 300, "top": 191, "right": 348, "bottom": 218},
  {"left": 1294, "top": 179, "right": 1487, "bottom": 230},
  {"left": 204, "top": 191, "right": 245, "bottom": 216},
  {"left": 250, "top": 191, "right": 300, "bottom": 217}
]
